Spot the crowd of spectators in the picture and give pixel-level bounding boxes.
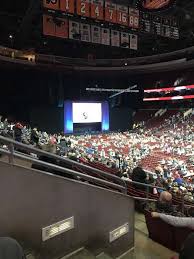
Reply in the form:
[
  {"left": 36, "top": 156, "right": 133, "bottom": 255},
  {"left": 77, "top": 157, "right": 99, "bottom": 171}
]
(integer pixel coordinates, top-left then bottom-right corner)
[{"left": 0, "top": 110, "right": 193, "bottom": 204}]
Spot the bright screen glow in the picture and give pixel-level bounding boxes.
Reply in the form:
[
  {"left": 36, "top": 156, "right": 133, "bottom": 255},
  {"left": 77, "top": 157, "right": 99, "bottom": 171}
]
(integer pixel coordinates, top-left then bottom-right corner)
[{"left": 73, "top": 103, "right": 102, "bottom": 123}]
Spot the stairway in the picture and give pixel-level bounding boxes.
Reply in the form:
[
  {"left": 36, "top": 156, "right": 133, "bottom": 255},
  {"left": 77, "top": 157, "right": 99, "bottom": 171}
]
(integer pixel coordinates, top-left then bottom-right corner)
[{"left": 60, "top": 248, "right": 134, "bottom": 259}]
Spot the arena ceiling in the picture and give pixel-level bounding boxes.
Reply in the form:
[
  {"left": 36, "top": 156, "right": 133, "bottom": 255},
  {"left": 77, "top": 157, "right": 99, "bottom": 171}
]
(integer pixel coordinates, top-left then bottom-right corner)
[{"left": 0, "top": 0, "right": 194, "bottom": 58}]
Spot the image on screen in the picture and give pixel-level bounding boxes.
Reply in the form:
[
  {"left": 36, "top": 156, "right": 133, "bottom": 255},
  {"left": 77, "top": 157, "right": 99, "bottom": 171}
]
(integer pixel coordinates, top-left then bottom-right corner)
[{"left": 73, "top": 103, "right": 102, "bottom": 123}]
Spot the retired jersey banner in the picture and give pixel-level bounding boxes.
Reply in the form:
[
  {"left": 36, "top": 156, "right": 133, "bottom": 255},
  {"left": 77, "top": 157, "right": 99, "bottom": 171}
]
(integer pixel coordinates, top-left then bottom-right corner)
[
  {"left": 43, "top": 0, "right": 59, "bottom": 10},
  {"left": 60, "top": 0, "right": 75, "bottom": 13},
  {"left": 80, "top": 23, "right": 91, "bottom": 42},
  {"left": 129, "top": 34, "right": 138, "bottom": 50},
  {"left": 91, "top": 25, "right": 101, "bottom": 44},
  {"left": 55, "top": 18, "right": 69, "bottom": 38},
  {"left": 120, "top": 32, "right": 129, "bottom": 48},
  {"left": 129, "top": 8, "right": 139, "bottom": 29},
  {"left": 77, "top": 0, "right": 90, "bottom": 17},
  {"left": 105, "top": 1, "right": 117, "bottom": 23},
  {"left": 101, "top": 28, "right": 110, "bottom": 45},
  {"left": 91, "top": 0, "right": 104, "bottom": 20},
  {"left": 111, "top": 30, "right": 120, "bottom": 47},
  {"left": 116, "top": 5, "right": 128, "bottom": 26},
  {"left": 69, "top": 20, "right": 80, "bottom": 40},
  {"left": 43, "top": 15, "right": 56, "bottom": 36}
]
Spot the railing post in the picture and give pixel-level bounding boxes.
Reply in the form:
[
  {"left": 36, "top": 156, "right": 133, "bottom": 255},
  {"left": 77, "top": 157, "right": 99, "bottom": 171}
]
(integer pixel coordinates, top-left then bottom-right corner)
[
  {"left": 8, "top": 143, "right": 14, "bottom": 164},
  {"left": 146, "top": 186, "right": 149, "bottom": 209},
  {"left": 181, "top": 193, "right": 185, "bottom": 214}
]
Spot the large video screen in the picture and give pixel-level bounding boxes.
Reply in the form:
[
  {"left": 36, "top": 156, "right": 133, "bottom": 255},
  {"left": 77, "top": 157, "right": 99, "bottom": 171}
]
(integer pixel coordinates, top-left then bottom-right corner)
[{"left": 73, "top": 103, "right": 102, "bottom": 123}]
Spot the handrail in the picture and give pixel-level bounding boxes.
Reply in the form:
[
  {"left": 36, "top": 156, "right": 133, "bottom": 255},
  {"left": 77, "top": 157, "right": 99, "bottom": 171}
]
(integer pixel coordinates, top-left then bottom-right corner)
[
  {"left": 0, "top": 135, "right": 168, "bottom": 192},
  {"left": 0, "top": 135, "right": 127, "bottom": 189},
  {"left": 0, "top": 135, "right": 168, "bottom": 191},
  {"left": 0, "top": 147, "right": 127, "bottom": 194}
]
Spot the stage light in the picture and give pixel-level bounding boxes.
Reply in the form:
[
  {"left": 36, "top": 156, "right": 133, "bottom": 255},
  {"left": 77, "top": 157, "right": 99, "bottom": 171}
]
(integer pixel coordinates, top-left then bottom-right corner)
[
  {"left": 9, "top": 35, "right": 13, "bottom": 39},
  {"left": 124, "top": 63, "right": 128, "bottom": 66}
]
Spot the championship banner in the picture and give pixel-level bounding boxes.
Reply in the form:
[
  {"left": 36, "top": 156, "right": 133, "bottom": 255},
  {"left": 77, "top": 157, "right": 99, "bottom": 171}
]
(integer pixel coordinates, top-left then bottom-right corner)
[
  {"left": 129, "top": 34, "right": 138, "bottom": 50},
  {"left": 120, "top": 32, "right": 129, "bottom": 48},
  {"left": 60, "top": 0, "right": 75, "bottom": 14},
  {"left": 105, "top": 1, "right": 117, "bottom": 23},
  {"left": 55, "top": 18, "right": 69, "bottom": 38},
  {"left": 77, "top": 0, "right": 90, "bottom": 17},
  {"left": 43, "top": 15, "right": 56, "bottom": 37},
  {"left": 129, "top": 8, "right": 139, "bottom": 29},
  {"left": 69, "top": 20, "right": 80, "bottom": 40},
  {"left": 43, "top": 0, "right": 59, "bottom": 10},
  {"left": 80, "top": 23, "right": 91, "bottom": 42},
  {"left": 91, "top": 25, "right": 101, "bottom": 44},
  {"left": 91, "top": 0, "right": 104, "bottom": 20},
  {"left": 116, "top": 5, "right": 128, "bottom": 26},
  {"left": 111, "top": 30, "right": 120, "bottom": 47},
  {"left": 101, "top": 28, "right": 110, "bottom": 45}
]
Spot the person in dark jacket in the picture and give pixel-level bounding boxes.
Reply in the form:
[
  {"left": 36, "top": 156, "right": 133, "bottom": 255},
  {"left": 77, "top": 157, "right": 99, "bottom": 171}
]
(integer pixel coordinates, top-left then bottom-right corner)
[
  {"left": 0, "top": 237, "right": 25, "bottom": 259},
  {"left": 30, "top": 127, "right": 39, "bottom": 145},
  {"left": 14, "top": 123, "right": 23, "bottom": 142},
  {"left": 131, "top": 166, "right": 147, "bottom": 191}
]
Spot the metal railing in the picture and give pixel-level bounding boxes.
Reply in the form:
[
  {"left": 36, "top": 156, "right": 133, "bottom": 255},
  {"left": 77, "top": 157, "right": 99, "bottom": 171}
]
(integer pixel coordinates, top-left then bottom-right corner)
[
  {"left": 0, "top": 135, "right": 192, "bottom": 211},
  {"left": 0, "top": 135, "right": 127, "bottom": 193}
]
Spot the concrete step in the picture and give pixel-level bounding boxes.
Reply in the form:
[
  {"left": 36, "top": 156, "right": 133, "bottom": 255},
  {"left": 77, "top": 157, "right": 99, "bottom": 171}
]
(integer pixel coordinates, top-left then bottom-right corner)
[
  {"left": 61, "top": 248, "right": 96, "bottom": 259},
  {"left": 96, "top": 252, "right": 113, "bottom": 259}
]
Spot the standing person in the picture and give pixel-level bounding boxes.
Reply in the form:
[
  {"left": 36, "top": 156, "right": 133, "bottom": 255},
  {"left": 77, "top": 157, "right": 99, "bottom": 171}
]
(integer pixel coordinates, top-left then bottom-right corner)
[
  {"left": 14, "top": 123, "right": 23, "bottom": 142},
  {"left": 30, "top": 127, "right": 39, "bottom": 146},
  {"left": 3, "top": 118, "right": 9, "bottom": 130},
  {"left": 0, "top": 115, "right": 4, "bottom": 134}
]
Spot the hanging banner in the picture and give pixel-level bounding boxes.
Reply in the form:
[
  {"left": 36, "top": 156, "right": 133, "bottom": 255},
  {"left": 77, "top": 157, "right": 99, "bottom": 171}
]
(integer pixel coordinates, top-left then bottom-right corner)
[
  {"left": 120, "top": 32, "right": 129, "bottom": 48},
  {"left": 111, "top": 30, "right": 120, "bottom": 47},
  {"left": 43, "top": 15, "right": 56, "bottom": 36},
  {"left": 91, "top": 0, "right": 104, "bottom": 20},
  {"left": 55, "top": 18, "right": 69, "bottom": 38},
  {"left": 80, "top": 23, "right": 91, "bottom": 42},
  {"left": 101, "top": 28, "right": 110, "bottom": 45},
  {"left": 77, "top": 0, "right": 90, "bottom": 17},
  {"left": 60, "top": 0, "right": 75, "bottom": 14},
  {"left": 69, "top": 20, "right": 80, "bottom": 40},
  {"left": 129, "top": 34, "right": 138, "bottom": 50},
  {"left": 105, "top": 1, "right": 117, "bottom": 23},
  {"left": 91, "top": 25, "right": 101, "bottom": 44},
  {"left": 129, "top": 8, "right": 139, "bottom": 29},
  {"left": 43, "top": 0, "right": 59, "bottom": 10},
  {"left": 116, "top": 5, "right": 128, "bottom": 26}
]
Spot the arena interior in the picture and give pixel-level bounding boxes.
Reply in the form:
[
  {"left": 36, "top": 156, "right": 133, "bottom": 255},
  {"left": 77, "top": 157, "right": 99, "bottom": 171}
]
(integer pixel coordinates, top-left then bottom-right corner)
[{"left": 0, "top": 0, "right": 194, "bottom": 258}]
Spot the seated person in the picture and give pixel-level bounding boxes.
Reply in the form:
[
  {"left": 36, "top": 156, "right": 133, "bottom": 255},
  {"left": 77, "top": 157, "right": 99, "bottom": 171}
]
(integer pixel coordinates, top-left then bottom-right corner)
[
  {"left": 170, "top": 233, "right": 194, "bottom": 259},
  {"left": 0, "top": 237, "right": 25, "bottom": 259},
  {"left": 156, "top": 191, "right": 175, "bottom": 214},
  {"left": 151, "top": 210, "right": 194, "bottom": 229}
]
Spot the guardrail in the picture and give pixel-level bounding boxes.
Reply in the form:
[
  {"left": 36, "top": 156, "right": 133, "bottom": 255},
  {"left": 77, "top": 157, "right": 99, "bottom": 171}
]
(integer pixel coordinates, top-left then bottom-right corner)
[
  {"left": 0, "top": 44, "right": 194, "bottom": 68},
  {"left": 0, "top": 135, "right": 191, "bottom": 212}
]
